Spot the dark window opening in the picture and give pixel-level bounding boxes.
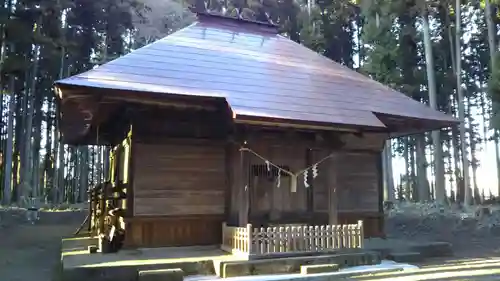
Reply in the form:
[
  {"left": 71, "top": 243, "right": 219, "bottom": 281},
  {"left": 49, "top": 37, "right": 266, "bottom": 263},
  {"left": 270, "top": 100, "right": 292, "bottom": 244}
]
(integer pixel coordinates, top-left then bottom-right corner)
[{"left": 251, "top": 164, "right": 291, "bottom": 178}]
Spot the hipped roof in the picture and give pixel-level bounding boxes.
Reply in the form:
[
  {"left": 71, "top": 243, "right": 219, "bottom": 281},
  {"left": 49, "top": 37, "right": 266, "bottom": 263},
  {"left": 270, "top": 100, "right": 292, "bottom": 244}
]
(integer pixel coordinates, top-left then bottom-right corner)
[{"left": 55, "top": 12, "right": 458, "bottom": 135}]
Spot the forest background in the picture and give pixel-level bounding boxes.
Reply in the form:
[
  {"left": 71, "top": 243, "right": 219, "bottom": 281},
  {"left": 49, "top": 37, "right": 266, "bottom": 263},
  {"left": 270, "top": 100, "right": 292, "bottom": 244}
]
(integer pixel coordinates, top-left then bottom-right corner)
[{"left": 0, "top": 0, "right": 497, "bottom": 207}]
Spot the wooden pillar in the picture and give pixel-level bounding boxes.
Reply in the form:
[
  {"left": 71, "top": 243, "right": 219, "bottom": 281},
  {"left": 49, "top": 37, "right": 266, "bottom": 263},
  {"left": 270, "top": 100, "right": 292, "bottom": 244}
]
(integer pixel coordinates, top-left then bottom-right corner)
[
  {"left": 327, "top": 153, "right": 338, "bottom": 225},
  {"left": 224, "top": 143, "right": 233, "bottom": 223},
  {"left": 126, "top": 125, "right": 135, "bottom": 217},
  {"left": 376, "top": 151, "right": 385, "bottom": 237},
  {"left": 305, "top": 148, "right": 313, "bottom": 213},
  {"left": 237, "top": 146, "right": 250, "bottom": 226}
]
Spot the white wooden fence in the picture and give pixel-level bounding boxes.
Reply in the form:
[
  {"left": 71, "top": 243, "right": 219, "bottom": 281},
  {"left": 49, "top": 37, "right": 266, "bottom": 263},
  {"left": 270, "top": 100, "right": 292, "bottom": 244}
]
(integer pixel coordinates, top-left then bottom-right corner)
[
  {"left": 221, "top": 221, "right": 364, "bottom": 256},
  {"left": 221, "top": 223, "right": 252, "bottom": 255}
]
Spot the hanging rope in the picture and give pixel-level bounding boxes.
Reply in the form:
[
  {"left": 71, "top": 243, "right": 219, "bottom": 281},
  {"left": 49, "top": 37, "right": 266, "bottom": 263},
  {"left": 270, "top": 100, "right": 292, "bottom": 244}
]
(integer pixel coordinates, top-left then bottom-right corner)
[{"left": 239, "top": 147, "right": 334, "bottom": 192}]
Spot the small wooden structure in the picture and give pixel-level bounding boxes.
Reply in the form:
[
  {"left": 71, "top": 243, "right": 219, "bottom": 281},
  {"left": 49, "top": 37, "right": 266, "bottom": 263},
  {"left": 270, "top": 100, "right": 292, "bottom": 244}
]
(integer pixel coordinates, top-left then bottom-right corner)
[
  {"left": 221, "top": 221, "right": 364, "bottom": 257},
  {"left": 54, "top": 12, "right": 457, "bottom": 253}
]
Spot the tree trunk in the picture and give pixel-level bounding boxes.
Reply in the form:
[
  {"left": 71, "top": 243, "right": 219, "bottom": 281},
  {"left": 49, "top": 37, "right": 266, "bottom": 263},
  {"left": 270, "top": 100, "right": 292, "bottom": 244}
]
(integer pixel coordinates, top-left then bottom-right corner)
[
  {"left": 79, "top": 147, "right": 89, "bottom": 202},
  {"left": 403, "top": 137, "right": 410, "bottom": 200},
  {"left": 422, "top": 11, "right": 446, "bottom": 204},
  {"left": 455, "top": 0, "right": 471, "bottom": 205},
  {"left": 485, "top": 0, "right": 500, "bottom": 197},
  {"left": 416, "top": 134, "right": 430, "bottom": 201},
  {"left": 382, "top": 140, "right": 395, "bottom": 202},
  {"left": 2, "top": 56, "right": 15, "bottom": 205}
]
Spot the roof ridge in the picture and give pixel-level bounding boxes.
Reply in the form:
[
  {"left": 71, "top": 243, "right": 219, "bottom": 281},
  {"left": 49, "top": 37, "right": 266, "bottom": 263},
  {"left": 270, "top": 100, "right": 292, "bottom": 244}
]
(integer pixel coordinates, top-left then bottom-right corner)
[{"left": 193, "top": 9, "right": 279, "bottom": 31}]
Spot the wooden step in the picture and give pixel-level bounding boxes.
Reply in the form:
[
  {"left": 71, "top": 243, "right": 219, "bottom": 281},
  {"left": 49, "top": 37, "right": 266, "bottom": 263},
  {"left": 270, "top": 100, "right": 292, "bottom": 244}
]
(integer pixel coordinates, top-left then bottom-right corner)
[
  {"left": 300, "top": 264, "right": 339, "bottom": 274},
  {"left": 387, "top": 252, "right": 422, "bottom": 263}
]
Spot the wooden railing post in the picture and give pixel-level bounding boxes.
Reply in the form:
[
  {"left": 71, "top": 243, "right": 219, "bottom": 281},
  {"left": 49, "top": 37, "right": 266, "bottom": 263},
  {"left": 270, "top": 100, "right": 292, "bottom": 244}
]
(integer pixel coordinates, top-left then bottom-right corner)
[
  {"left": 358, "top": 220, "right": 364, "bottom": 248},
  {"left": 222, "top": 222, "right": 227, "bottom": 248},
  {"left": 246, "top": 223, "right": 252, "bottom": 254}
]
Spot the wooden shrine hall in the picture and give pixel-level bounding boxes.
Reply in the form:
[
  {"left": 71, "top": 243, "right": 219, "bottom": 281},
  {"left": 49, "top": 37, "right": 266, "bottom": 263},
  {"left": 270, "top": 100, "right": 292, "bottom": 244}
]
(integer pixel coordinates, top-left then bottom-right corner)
[{"left": 54, "top": 11, "right": 457, "bottom": 254}]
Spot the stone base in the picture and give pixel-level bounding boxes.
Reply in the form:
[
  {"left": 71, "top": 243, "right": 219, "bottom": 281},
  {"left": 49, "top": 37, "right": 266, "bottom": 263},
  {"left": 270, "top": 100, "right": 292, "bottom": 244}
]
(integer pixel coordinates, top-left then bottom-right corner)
[
  {"left": 220, "top": 251, "right": 381, "bottom": 278},
  {"left": 138, "top": 268, "right": 184, "bottom": 281},
  {"left": 387, "top": 252, "right": 422, "bottom": 263},
  {"left": 300, "top": 264, "right": 339, "bottom": 274}
]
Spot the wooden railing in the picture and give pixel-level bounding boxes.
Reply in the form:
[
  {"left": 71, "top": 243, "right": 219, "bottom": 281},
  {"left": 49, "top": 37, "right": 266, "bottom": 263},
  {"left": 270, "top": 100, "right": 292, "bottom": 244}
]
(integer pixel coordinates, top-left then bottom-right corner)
[
  {"left": 221, "top": 223, "right": 252, "bottom": 255},
  {"left": 221, "top": 221, "right": 364, "bottom": 257}
]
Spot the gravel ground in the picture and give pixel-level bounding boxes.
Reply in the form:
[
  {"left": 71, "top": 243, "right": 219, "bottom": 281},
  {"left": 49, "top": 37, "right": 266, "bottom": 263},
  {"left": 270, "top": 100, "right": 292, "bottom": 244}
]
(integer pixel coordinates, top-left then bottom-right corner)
[
  {"left": 0, "top": 208, "right": 86, "bottom": 281},
  {"left": 385, "top": 202, "right": 500, "bottom": 259},
  {"left": 369, "top": 202, "right": 500, "bottom": 280}
]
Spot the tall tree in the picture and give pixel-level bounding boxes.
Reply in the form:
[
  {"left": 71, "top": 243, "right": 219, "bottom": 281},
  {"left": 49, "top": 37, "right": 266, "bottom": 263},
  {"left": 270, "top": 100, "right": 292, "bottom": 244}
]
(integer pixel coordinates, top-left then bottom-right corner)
[
  {"left": 454, "top": 0, "right": 472, "bottom": 205},
  {"left": 420, "top": 2, "right": 446, "bottom": 203}
]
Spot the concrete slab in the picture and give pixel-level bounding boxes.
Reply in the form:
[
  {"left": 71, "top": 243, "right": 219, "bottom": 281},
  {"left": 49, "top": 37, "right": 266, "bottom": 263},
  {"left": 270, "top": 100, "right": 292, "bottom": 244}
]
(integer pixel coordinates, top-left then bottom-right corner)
[
  {"left": 186, "top": 260, "right": 419, "bottom": 281},
  {"left": 60, "top": 237, "right": 243, "bottom": 281},
  {"left": 59, "top": 236, "right": 443, "bottom": 281},
  {"left": 300, "top": 264, "right": 339, "bottom": 274},
  {"left": 387, "top": 252, "right": 422, "bottom": 263},
  {"left": 220, "top": 251, "right": 381, "bottom": 278},
  {"left": 139, "top": 268, "right": 184, "bottom": 281}
]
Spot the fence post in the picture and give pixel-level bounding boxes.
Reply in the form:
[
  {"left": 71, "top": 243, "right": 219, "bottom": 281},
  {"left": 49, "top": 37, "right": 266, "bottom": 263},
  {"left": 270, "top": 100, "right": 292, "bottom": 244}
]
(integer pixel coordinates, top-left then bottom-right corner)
[
  {"left": 357, "top": 220, "right": 364, "bottom": 248},
  {"left": 246, "top": 223, "right": 253, "bottom": 254}
]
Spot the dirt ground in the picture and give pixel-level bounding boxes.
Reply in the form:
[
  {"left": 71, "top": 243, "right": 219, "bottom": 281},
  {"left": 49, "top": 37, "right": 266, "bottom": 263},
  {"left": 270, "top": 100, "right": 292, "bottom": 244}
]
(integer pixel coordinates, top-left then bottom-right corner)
[
  {"left": 2, "top": 204, "right": 500, "bottom": 281},
  {"left": 0, "top": 208, "right": 86, "bottom": 281}
]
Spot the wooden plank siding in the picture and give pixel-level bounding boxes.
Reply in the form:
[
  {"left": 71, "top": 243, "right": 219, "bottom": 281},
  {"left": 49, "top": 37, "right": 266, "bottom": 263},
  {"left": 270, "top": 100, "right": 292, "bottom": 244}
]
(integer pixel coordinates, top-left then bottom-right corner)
[
  {"left": 125, "top": 140, "right": 226, "bottom": 247},
  {"left": 229, "top": 131, "right": 385, "bottom": 231},
  {"left": 133, "top": 141, "right": 226, "bottom": 216},
  {"left": 247, "top": 141, "right": 309, "bottom": 217},
  {"left": 313, "top": 152, "right": 379, "bottom": 213},
  {"left": 125, "top": 131, "right": 387, "bottom": 248},
  {"left": 125, "top": 215, "right": 224, "bottom": 248}
]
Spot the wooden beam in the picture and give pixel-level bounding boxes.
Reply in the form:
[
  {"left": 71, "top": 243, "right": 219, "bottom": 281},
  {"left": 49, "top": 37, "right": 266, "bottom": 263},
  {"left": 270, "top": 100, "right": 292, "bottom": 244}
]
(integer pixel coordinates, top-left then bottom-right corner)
[
  {"left": 127, "top": 125, "right": 135, "bottom": 218},
  {"left": 105, "top": 95, "right": 218, "bottom": 111},
  {"left": 58, "top": 85, "right": 222, "bottom": 111},
  {"left": 224, "top": 139, "right": 233, "bottom": 222},
  {"left": 376, "top": 151, "right": 385, "bottom": 237},
  {"left": 237, "top": 144, "right": 250, "bottom": 226},
  {"left": 235, "top": 119, "right": 360, "bottom": 132}
]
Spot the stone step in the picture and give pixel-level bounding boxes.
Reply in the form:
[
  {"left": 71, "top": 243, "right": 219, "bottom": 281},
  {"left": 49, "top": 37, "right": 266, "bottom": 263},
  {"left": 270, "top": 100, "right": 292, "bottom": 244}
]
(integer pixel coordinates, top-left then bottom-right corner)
[
  {"left": 138, "top": 268, "right": 184, "bottom": 281},
  {"left": 189, "top": 267, "right": 407, "bottom": 281},
  {"left": 219, "top": 251, "right": 381, "bottom": 278},
  {"left": 300, "top": 264, "right": 339, "bottom": 274},
  {"left": 387, "top": 252, "right": 423, "bottom": 263}
]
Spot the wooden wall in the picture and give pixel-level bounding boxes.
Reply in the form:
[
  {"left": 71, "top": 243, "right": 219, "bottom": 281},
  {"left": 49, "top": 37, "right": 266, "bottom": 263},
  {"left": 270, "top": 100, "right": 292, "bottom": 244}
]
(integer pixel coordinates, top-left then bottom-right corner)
[
  {"left": 226, "top": 131, "right": 386, "bottom": 236},
  {"left": 246, "top": 139, "right": 309, "bottom": 222},
  {"left": 126, "top": 139, "right": 226, "bottom": 247},
  {"left": 125, "top": 130, "right": 387, "bottom": 248},
  {"left": 133, "top": 141, "right": 226, "bottom": 216},
  {"left": 124, "top": 215, "right": 223, "bottom": 248},
  {"left": 312, "top": 151, "right": 379, "bottom": 213}
]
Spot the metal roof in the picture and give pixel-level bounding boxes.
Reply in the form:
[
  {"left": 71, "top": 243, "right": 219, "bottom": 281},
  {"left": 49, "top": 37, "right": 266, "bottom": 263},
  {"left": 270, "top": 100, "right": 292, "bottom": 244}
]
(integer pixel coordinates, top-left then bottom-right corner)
[{"left": 55, "top": 12, "right": 458, "bottom": 131}]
